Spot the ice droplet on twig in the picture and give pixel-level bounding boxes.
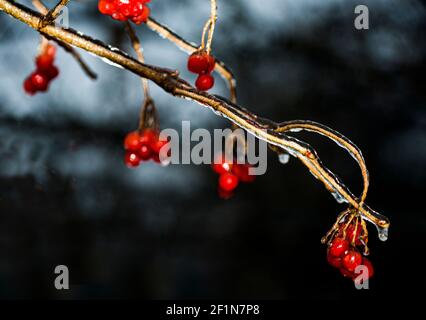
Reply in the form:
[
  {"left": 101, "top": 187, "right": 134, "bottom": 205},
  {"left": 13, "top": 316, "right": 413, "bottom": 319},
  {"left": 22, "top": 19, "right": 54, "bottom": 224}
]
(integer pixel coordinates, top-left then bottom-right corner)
[
  {"left": 331, "top": 191, "right": 347, "bottom": 204},
  {"left": 376, "top": 225, "right": 389, "bottom": 241},
  {"left": 278, "top": 153, "right": 290, "bottom": 164}
]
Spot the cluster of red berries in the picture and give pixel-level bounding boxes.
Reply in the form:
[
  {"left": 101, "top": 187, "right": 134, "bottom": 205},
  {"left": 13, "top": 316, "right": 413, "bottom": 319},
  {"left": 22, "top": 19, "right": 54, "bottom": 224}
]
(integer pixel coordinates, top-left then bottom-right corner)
[
  {"left": 212, "top": 154, "right": 256, "bottom": 198},
  {"left": 187, "top": 50, "right": 216, "bottom": 91},
  {"left": 23, "top": 45, "right": 59, "bottom": 95},
  {"left": 327, "top": 220, "right": 374, "bottom": 282},
  {"left": 98, "top": 0, "right": 151, "bottom": 24},
  {"left": 124, "top": 129, "right": 169, "bottom": 167}
]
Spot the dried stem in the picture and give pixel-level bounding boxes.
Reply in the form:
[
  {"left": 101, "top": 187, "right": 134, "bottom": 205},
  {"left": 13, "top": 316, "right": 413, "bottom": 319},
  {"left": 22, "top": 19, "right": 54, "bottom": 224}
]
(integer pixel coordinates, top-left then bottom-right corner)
[
  {"left": 32, "top": 0, "right": 97, "bottom": 79},
  {"left": 125, "top": 21, "right": 150, "bottom": 99},
  {"left": 0, "top": 0, "right": 390, "bottom": 231}
]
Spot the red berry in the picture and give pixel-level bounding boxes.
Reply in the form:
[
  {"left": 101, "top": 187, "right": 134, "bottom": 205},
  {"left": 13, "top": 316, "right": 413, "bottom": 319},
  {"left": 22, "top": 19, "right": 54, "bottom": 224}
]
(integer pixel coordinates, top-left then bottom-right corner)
[
  {"left": 328, "top": 238, "right": 349, "bottom": 258},
  {"left": 353, "top": 257, "right": 374, "bottom": 280},
  {"left": 30, "top": 72, "right": 48, "bottom": 91},
  {"left": 212, "top": 154, "right": 232, "bottom": 175},
  {"left": 140, "top": 129, "right": 157, "bottom": 146},
  {"left": 99, "top": 0, "right": 116, "bottom": 15},
  {"left": 342, "top": 249, "right": 363, "bottom": 272},
  {"left": 139, "top": 144, "right": 152, "bottom": 161},
  {"left": 124, "top": 151, "right": 141, "bottom": 167},
  {"left": 219, "top": 173, "right": 239, "bottom": 192},
  {"left": 45, "top": 44, "right": 56, "bottom": 58},
  {"left": 23, "top": 77, "right": 36, "bottom": 95},
  {"left": 36, "top": 54, "right": 54, "bottom": 71},
  {"left": 188, "top": 52, "right": 215, "bottom": 74},
  {"left": 132, "top": 5, "right": 150, "bottom": 24},
  {"left": 232, "top": 163, "right": 256, "bottom": 183},
  {"left": 195, "top": 73, "right": 214, "bottom": 91},
  {"left": 327, "top": 251, "right": 342, "bottom": 269},
  {"left": 151, "top": 139, "right": 169, "bottom": 156},
  {"left": 124, "top": 131, "right": 142, "bottom": 152},
  {"left": 44, "top": 65, "right": 59, "bottom": 80}
]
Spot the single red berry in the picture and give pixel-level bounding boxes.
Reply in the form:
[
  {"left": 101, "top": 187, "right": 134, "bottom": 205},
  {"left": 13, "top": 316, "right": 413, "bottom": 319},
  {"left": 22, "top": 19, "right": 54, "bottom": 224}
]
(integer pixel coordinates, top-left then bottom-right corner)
[
  {"left": 140, "top": 129, "right": 158, "bottom": 146},
  {"left": 30, "top": 72, "right": 48, "bottom": 91},
  {"left": 151, "top": 139, "right": 169, "bottom": 157},
  {"left": 36, "top": 54, "right": 54, "bottom": 71},
  {"left": 44, "top": 65, "right": 59, "bottom": 80},
  {"left": 219, "top": 173, "right": 239, "bottom": 192},
  {"left": 232, "top": 163, "right": 256, "bottom": 183},
  {"left": 327, "top": 251, "right": 342, "bottom": 269},
  {"left": 353, "top": 257, "right": 374, "bottom": 280},
  {"left": 342, "top": 249, "right": 363, "bottom": 272},
  {"left": 195, "top": 73, "right": 215, "bottom": 91},
  {"left": 112, "top": 12, "right": 127, "bottom": 21},
  {"left": 139, "top": 144, "right": 152, "bottom": 161},
  {"left": 124, "top": 131, "right": 142, "bottom": 152},
  {"left": 45, "top": 44, "right": 56, "bottom": 58},
  {"left": 99, "top": 0, "right": 116, "bottom": 15},
  {"left": 124, "top": 151, "right": 141, "bottom": 167},
  {"left": 188, "top": 52, "right": 215, "bottom": 74},
  {"left": 23, "top": 77, "right": 36, "bottom": 95},
  {"left": 328, "top": 238, "right": 349, "bottom": 258},
  {"left": 212, "top": 154, "right": 232, "bottom": 175}
]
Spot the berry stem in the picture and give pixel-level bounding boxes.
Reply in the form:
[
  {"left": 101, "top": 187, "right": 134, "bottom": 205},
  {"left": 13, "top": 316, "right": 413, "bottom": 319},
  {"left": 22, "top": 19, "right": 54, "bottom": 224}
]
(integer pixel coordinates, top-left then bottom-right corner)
[
  {"left": 125, "top": 21, "right": 151, "bottom": 100},
  {"left": 206, "top": 0, "right": 217, "bottom": 55}
]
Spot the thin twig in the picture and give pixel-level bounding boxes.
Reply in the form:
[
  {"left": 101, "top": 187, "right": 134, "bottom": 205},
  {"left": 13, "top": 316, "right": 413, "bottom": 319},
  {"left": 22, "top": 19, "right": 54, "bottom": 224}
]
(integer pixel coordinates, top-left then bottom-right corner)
[
  {"left": 32, "top": 0, "right": 97, "bottom": 79},
  {"left": 0, "top": 0, "right": 390, "bottom": 231},
  {"left": 125, "top": 21, "right": 150, "bottom": 99},
  {"left": 206, "top": 0, "right": 217, "bottom": 54},
  {"left": 38, "top": 0, "right": 69, "bottom": 28}
]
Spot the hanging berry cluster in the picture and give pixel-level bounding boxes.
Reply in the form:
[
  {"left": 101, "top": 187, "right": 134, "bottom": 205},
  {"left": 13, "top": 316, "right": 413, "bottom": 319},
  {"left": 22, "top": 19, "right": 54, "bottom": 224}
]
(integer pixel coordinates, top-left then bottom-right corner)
[
  {"left": 212, "top": 153, "right": 256, "bottom": 198},
  {"left": 188, "top": 50, "right": 216, "bottom": 91},
  {"left": 98, "top": 0, "right": 151, "bottom": 24},
  {"left": 324, "top": 211, "right": 374, "bottom": 283},
  {"left": 23, "top": 44, "right": 59, "bottom": 95},
  {"left": 124, "top": 129, "right": 169, "bottom": 167}
]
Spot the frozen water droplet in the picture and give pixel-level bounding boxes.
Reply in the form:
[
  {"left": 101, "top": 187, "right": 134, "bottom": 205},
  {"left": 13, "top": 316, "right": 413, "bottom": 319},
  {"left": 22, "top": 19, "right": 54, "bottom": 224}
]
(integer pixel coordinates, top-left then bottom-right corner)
[
  {"left": 278, "top": 153, "right": 290, "bottom": 164},
  {"left": 101, "top": 57, "right": 124, "bottom": 69},
  {"left": 331, "top": 191, "right": 347, "bottom": 204},
  {"left": 376, "top": 225, "right": 389, "bottom": 241}
]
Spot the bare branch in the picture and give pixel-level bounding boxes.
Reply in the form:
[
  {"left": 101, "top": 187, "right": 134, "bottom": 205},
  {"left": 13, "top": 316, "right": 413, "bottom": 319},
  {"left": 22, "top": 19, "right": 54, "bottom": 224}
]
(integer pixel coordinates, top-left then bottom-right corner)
[
  {"left": 276, "top": 120, "right": 370, "bottom": 205},
  {"left": 0, "top": 0, "right": 389, "bottom": 231}
]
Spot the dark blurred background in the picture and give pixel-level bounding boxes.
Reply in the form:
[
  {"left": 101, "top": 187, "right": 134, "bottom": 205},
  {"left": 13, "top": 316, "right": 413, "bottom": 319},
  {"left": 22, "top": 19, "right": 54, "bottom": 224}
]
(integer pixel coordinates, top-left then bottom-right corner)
[{"left": 0, "top": 0, "right": 425, "bottom": 299}]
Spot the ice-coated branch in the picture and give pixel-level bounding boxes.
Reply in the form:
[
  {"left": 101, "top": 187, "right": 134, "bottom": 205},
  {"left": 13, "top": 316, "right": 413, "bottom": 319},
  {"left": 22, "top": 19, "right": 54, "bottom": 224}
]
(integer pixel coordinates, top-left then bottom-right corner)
[{"left": 0, "top": 0, "right": 390, "bottom": 233}]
